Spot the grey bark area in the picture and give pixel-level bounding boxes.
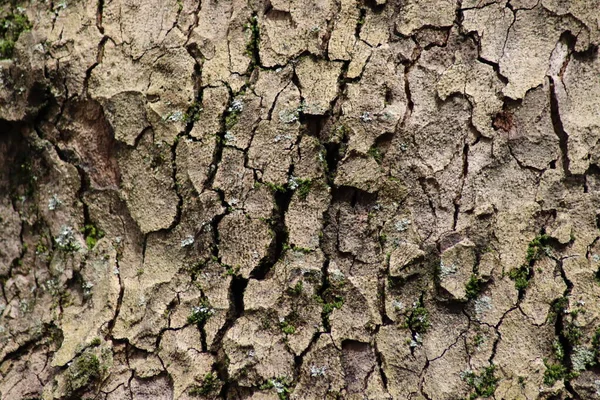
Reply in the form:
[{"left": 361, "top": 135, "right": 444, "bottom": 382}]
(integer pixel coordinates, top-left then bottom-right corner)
[{"left": 3, "top": 0, "right": 600, "bottom": 398}]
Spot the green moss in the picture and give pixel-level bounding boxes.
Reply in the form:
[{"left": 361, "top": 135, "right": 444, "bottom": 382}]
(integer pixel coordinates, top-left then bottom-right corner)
[
  {"left": 81, "top": 224, "right": 104, "bottom": 250},
  {"left": 189, "top": 372, "right": 219, "bottom": 396},
  {"left": 525, "top": 234, "right": 550, "bottom": 263},
  {"left": 286, "top": 281, "right": 303, "bottom": 296},
  {"left": 244, "top": 15, "right": 260, "bottom": 70},
  {"left": 0, "top": 11, "right": 31, "bottom": 59},
  {"left": 265, "top": 181, "right": 287, "bottom": 193},
  {"left": 225, "top": 111, "right": 239, "bottom": 130},
  {"left": 296, "top": 179, "right": 312, "bottom": 200},
  {"left": 543, "top": 361, "right": 567, "bottom": 386},
  {"left": 406, "top": 299, "right": 430, "bottom": 334},
  {"left": 563, "top": 322, "right": 582, "bottom": 346},
  {"left": 465, "top": 274, "right": 482, "bottom": 299},
  {"left": 260, "top": 377, "right": 293, "bottom": 400},
  {"left": 66, "top": 352, "right": 101, "bottom": 393},
  {"left": 367, "top": 146, "right": 383, "bottom": 164},
  {"left": 183, "top": 101, "right": 203, "bottom": 124},
  {"left": 280, "top": 320, "right": 296, "bottom": 335},
  {"left": 90, "top": 337, "right": 101, "bottom": 347},
  {"left": 462, "top": 365, "right": 499, "bottom": 399},
  {"left": 508, "top": 265, "right": 530, "bottom": 291}
]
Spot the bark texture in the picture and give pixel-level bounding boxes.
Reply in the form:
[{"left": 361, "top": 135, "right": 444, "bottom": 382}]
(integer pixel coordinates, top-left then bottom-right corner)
[{"left": 2, "top": 0, "right": 600, "bottom": 399}]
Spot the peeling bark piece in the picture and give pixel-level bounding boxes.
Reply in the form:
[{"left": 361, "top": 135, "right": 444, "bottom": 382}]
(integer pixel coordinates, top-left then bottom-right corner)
[
  {"left": 118, "top": 132, "right": 178, "bottom": 234},
  {"left": 462, "top": 3, "right": 513, "bottom": 64},
  {"left": 219, "top": 211, "right": 272, "bottom": 278},
  {"left": 396, "top": 0, "right": 457, "bottom": 36},
  {"left": 499, "top": 5, "right": 571, "bottom": 99},
  {"left": 295, "top": 57, "right": 343, "bottom": 115},
  {"left": 389, "top": 242, "right": 425, "bottom": 278},
  {"left": 214, "top": 147, "right": 256, "bottom": 209},
  {"left": 521, "top": 258, "right": 566, "bottom": 325},
  {"left": 439, "top": 239, "right": 476, "bottom": 300},
  {"left": 192, "top": 85, "right": 229, "bottom": 139},
  {"left": 175, "top": 136, "right": 217, "bottom": 195},
  {"left": 102, "top": 92, "right": 150, "bottom": 146},
  {"left": 557, "top": 54, "right": 600, "bottom": 175},
  {"left": 507, "top": 82, "right": 559, "bottom": 169}
]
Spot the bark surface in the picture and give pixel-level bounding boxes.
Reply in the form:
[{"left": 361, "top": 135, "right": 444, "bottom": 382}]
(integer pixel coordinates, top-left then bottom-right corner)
[{"left": 2, "top": 0, "right": 600, "bottom": 399}]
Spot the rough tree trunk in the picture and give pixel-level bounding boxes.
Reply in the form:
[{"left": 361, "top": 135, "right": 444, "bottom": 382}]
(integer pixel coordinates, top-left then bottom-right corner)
[{"left": 2, "top": 0, "right": 600, "bottom": 399}]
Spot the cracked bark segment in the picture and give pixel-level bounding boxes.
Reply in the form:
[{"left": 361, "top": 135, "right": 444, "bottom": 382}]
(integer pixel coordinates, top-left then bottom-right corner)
[
  {"left": 438, "top": 239, "right": 476, "bottom": 301},
  {"left": 286, "top": 180, "right": 330, "bottom": 250},
  {"left": 499, "top": 5, "right": 574, "bottom": 99},
  {"left": 556, "top": 54, "right": 600, "bottom": 175},
  {"left": 495, "top": 309, "right": 555, "bottom": 377},
  {"left": 341, "top": 341, "right": 389, "bottom": 398},
  {"left": 248, "top": 83, "right": 301, "bottom": 185},
  {"left": 189, "top": 0, "right": 251, "bottom": 87},
  {"left": 158, "top": 327, "right": 215, "bottom": 398},
  {"left": 335, "top": 155, "right": 384, "bottom": 194},
  {"left": 506, "top": 82, "right": 560, "bottom": 170},
  {"left": 42, "top": 0, "right": 102, "bottom": 97},
  {"left": 118, "top": 131, "right": 179, "bottom": 234},
  {"left": 0, "top": 197, "right": 22, "bottom": 275},
  {"left": 213, "top": 146, "right": 256, "bottom": 211},
  {"left": 291, "top": 334, "right": 345, "bottom": 399},
  {"left": 103, "top": 0, "right": 181, "bottom": 58},
  {"left": 223, "top": 313, "right": 295, "bottom": 387},
  {"left": 520, "top": 257, "right": 566, "bottom": 325},
  {"left": 219, "top": 210, "right": 272, "bottom": 278},
  {"left": 90, "top": 43, "right": 195, "bottom": 144},
  {"left": 341, "top": 44, "right": 410, "bottom": 153},
  {"left": 295, "top": 57, "right": 343, "bottom": 115},
  {"left": 176, "top": 136, "right": 218, "bottom": 196},
  {"left": 51, "top": 241, "right": 121, "bottom": 367},
  {"left": 462, "top": 2, "right": 513, "bottom": 64},
  {"left": 56, "top": 99, "right": 120, "bottom": 189},
  {"left": 422, "top": 339, "right": 470, "bottom": 400},
  {"left": 437, "top": 59, "right": 504, "bottom": 139},
  {"left": 245, "top": 250, "right": 324, "bottom": 355},
  {"left": 192, "top": 85, "right": 229, "bottom": 140},
  {"left": 259, "top": 0, "right": 335, "bottom": 67},
  {"left": 327, "top": 0, "right": 360, "bottom": 61},
  {"left": 395, "top": 0, "right": 457, "bottom": 36},
  {"left": 542, "top": 0, "right": 600, "bottom": 50},
  {"left": 102, "top": 91, "right": 150, "bottom": 146},
  {"left": 224, "top": 92, "right": 262, "bottom": 150},
  {"left": 376, "top": 324, "right": 427, "bottom": 399}
]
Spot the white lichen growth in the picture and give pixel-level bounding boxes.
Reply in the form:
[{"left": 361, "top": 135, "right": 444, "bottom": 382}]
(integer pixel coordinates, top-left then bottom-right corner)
[
  {"left": 571, "top": 346, "right": 595, "bottom": 371},
  {"left": 392, "top": 300, "right": 404, "bottom": 312},
  {"left": 310, "top": 365, "right": 327, "bottom": 377},
  {"left": 55, "top": 225, "right": 78, "bottom": 250},
  {"left": 395, "top": 218, "right": 411, "bottom": 232},
  {"left": 288, "top": 176, "right": 299, "bottom": 190},
  {"left": 474, "top": 296, "right": 492, "bottom": 316},
  {"left": 360, "top": 111, "right": 373, "bottom": 122},
  {"left": 48, "top": 194, "right": 61, "bottom": 210},
  {"left": 181, "top": 235, "right": 195, "bottom": 247},
  {"left": 439, "top": 261, "right": 458, "bottom": 279},
  {"left": 163, "top": 110, "right": 184, "bottom": 123},
  {"left": 229, "top": 99, "right": 244, "bottom": 113},
  {"left": 224, "top": 131, "right": 235, "bottom": 143},
  {"left": 278, "top": 108, "right": 300, "bottom": 124}
]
